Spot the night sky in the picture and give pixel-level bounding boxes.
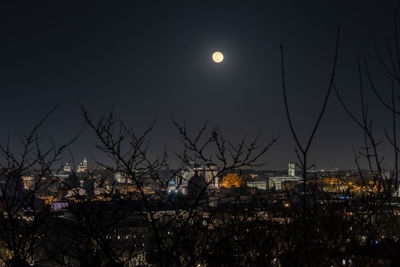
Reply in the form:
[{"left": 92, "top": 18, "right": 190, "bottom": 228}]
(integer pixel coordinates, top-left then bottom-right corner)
[{"left": 1, "top": 0, "right": 398, "bottom": 169}]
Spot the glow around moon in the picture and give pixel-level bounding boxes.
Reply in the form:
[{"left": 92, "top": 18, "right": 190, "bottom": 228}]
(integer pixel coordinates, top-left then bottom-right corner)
[{"left": 212, "top": 51, "right": 224, "bottom": 63}]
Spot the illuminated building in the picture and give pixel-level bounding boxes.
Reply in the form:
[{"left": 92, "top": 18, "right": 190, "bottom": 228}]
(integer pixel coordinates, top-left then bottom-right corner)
[
  {"left": 77, "top": 158, "right": 88, "bottom": 173},
  {"left": 269, "top": 163, "right": 301, "bottom": 190},
  {"left": 115, "top": 172, "right": 126, "bottom": 183},
  {"left": 114, "top": 171, "right": 133, "bottom": 184},
  {"left": 172, "top": 162, "right": 220, "bottom": 195},
  {"left": 63, "top": 163, "right": 71, "bottom": 172},
  {"left": 201, "top": 164, "right": 219, "bottom": 189},
  {"left": 288, "top": 163, "right": 295, "bottom": 177},
  {"left": 65, "top": 187, "right": 87, "bottom": 201},
  {"left": 83, "top": 158, "right": 88, "bottom": 171},
  {"left": 221, "top": 173, "right": 241, "bottom": 188},
  {"left": 22, "top": 175, "right": 35, "bottom": 190},
  {"left": 247, "top": 179, "right": 267, "bottom": 190}
]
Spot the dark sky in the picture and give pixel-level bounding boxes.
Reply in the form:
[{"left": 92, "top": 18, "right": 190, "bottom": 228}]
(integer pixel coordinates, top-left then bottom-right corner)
[{"left": 1, "top": 0, "right": 398, "bottom": 169}]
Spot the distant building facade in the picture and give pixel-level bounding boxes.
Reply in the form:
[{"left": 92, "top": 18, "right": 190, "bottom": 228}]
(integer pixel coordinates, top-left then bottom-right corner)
[
  {"left": 247, "top": 179, "right": 268, "bottom": 190},
  {"left": 77, "top": 158, "right": 88, "bottom": 173},
  {"left": 63, "top": 163, "right": 71, "bottom": 172},
  {"left": 269, "top": 163, "right": 301, "bottom": 190},
  {"left": 170, "top": 162, "right": 220, "bottom": 195}
]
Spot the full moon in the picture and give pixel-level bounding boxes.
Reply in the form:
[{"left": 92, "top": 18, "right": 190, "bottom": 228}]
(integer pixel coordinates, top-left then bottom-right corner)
[{"left": 212, "top": 51, "right": 224, "bottom": 63}]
